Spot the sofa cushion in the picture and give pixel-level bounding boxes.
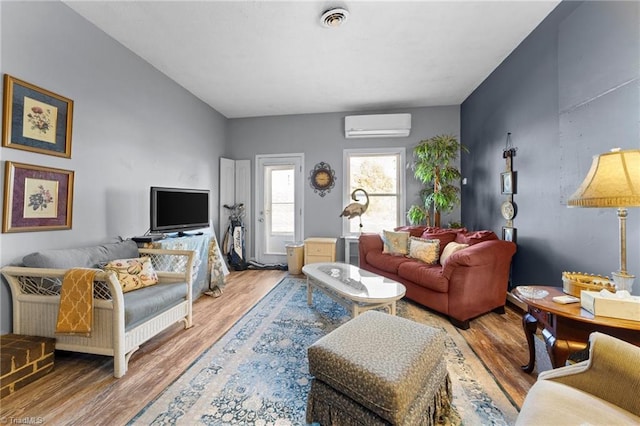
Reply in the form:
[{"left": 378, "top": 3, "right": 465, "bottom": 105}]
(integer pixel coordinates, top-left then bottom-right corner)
[
  {"left": 455, "top": 230, "right": 497, "bottom": 245},
  {"left": 516, "top": 380, "right": 640, "bottom": 426},
  {"left": 103, "top": 257, "right": 159, "bottom": 293},
  {"left": 123, "top": 282, "right": 188, "bottom": 329},
  {"left": 23, "top": 239, "right": 139, "bottom": 269},
  {"left": 419, "top": 227, "right": 463, "bottom": 249},
  {"left": 398, "top": 261, "right": 448, "bottom": 293},
  {"left": 440, "top": 242, "right": 469, "bottom": 266},
  {"left": 393, "top": 225, "right": 427, "bottom": 238},
  {"left": 408, "top": 237, "right": 440, "bottom": 265},
  {"left": 364, "top": 251, "right": 412, "bottom": 274},
  {"left": 382, "top": 230, "right": 410, "bottom": 256}
]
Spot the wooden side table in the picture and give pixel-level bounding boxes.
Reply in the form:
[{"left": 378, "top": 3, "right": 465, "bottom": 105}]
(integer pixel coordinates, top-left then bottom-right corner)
[
  {"left": 304, "top": 238, "right": 337, "bottom": 264},
  {"left": 514, "top": 286, "right": 640, "bottom": 373}
]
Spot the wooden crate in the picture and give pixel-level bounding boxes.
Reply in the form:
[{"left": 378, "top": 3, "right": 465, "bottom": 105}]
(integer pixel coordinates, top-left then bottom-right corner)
[{"left": 1, "top": 334, "right": 55, "bottom": 398}]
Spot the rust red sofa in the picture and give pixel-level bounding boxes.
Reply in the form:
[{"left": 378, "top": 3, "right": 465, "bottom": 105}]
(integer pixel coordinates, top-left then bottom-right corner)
[{"left": 358, "top": 226, "right": 517, "bottom": 329}]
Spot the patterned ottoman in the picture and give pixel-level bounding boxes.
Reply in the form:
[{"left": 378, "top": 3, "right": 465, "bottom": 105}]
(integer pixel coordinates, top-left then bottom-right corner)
[
  {"left": 1, "top": 334, "right": 55, "bottom": 399},
  {"left": 306, "top": 310, "right": 451, "bottom": 425}
]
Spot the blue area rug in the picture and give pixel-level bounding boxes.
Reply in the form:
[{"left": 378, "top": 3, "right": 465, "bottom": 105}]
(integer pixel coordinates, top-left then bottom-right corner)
[{"left": 130, "top": 277, "right": 518, "bottom": 425}]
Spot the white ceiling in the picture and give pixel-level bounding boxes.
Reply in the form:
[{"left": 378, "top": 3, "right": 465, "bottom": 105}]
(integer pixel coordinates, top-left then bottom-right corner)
[{"left": 64, "top": 1, "right": 560, "bottom": 119}]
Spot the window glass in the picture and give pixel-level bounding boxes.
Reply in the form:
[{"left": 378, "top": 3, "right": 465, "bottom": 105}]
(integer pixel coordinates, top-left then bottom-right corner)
[
  {"left": 343, "top": 149, "right": 405, "bottom": 235},
  {"left": 270, "top": 168, "right": 294, "bottom": 234}
]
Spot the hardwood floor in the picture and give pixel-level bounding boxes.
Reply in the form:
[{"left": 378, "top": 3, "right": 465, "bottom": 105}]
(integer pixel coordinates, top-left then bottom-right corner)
[
  {"left": 1, "top": 270, "right": 537, "bottom": 424},
  {"left": 456, "top": 301, "right": 538, "bottom": 408}
]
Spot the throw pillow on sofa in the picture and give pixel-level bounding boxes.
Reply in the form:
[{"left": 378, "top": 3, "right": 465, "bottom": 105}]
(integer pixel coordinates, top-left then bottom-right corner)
[
  {"left": 440, "top": 242, "right": 469, "bottom": 265},
  {"left": 382, "top": 230, "right": 410, "bottom": 256},
  {"left": 393, "top": 225, "right": 428, "bottom": 237},
  {"left": 420, "top": 227, "right": 467, "bottom": 249},
  {"left": 103, "top": 257, "right": 159, "bottom": 293},
  {"left": 408, "top": 237, "right": 440, "bottom": 265},
  {"left": 456, "top": 230, "right": 497, "bottom": 245},
  {"left": 22, "top": 239, "right": 139, "bottom": 269}
]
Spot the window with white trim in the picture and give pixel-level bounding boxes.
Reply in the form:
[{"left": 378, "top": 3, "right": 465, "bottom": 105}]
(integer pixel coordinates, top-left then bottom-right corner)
[{"left": 342, "top": 148, "right": 406, "bottom": 236}]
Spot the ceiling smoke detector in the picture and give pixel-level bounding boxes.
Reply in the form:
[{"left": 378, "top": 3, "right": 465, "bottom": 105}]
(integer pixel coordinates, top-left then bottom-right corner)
[{"left": 321, "top": 8, "right": 349, "bottom": 28}]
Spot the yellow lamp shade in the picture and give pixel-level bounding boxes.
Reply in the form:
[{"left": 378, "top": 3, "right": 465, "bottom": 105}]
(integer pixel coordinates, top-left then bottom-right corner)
[{"left": 568, "top": 149, "right": 640, "bottom": 208}]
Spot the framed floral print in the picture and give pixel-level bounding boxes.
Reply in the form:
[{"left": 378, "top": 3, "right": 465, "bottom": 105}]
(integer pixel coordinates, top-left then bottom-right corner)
[
  {"left": 2, "top": 74, "right": 74, "bottom": 158},
  {"left": 3, "top": 161, "right": 74, "bottom": 232}
]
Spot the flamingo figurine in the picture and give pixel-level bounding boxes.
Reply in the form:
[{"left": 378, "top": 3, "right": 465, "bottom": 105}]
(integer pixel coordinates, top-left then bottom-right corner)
[{"left": 339, "top": 188, "right": 370, "bottom": 230}]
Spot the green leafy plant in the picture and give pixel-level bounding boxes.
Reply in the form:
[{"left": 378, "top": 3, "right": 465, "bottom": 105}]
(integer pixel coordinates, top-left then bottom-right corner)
[
  {"left": 408, "top": 134, "right": 468, "bottom": 227},
  {"left": 406, "top": 204, "right": 430, "bottom": 227}
]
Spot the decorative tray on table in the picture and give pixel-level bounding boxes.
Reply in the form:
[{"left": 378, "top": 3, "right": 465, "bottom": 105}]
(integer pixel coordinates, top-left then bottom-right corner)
[
  {"left": 516, "top": 286, "right": 549, "bottom": 300},
  {"left": 561, "top": 271, "right": 616, "bottom": 297}
]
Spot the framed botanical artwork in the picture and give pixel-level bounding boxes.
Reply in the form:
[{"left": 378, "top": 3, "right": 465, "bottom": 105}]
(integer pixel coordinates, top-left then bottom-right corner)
[
  {"left": 2, "top": 74, "right": 74, "bottom": 158},
  {"left": 502, "top": 226, "right": 516, "bottom": 243},
  {"left": 3, "top": 161, "right": 74, "bottom": 233},
  {"left": 500, "top": 171, "right": 516, "bottom": 195}
]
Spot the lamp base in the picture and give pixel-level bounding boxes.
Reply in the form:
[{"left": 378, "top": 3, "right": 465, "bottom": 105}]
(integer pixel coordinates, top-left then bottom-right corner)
[{"left": 612, "top": 271, "right": 635, "bottom": 293}]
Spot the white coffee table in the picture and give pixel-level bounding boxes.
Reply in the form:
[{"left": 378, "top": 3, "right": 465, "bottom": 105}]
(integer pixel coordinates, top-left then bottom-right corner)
[{"left": 302, "top": 262, "right": 406, "bottom": 317}]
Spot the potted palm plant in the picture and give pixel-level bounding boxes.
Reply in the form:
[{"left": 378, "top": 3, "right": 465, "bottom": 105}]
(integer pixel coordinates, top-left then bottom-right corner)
[{"left": 408, "top": 134, "right": 468, "bottom": 227}]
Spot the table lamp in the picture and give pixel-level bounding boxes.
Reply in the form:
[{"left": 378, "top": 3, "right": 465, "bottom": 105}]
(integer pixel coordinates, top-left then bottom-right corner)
[{"left": 568, "top": 148, "right": 640, "bottom": 292}]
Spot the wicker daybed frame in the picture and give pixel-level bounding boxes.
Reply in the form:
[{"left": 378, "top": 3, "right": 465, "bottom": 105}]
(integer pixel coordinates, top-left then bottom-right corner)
[{"left": 1, "top": 248, "right": 195, "bottom": 378}]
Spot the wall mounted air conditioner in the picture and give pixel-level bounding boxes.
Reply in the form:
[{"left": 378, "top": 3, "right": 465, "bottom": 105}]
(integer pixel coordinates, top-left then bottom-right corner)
[{"left": 344, "top": 113, "right": 412, "bottom": 138}]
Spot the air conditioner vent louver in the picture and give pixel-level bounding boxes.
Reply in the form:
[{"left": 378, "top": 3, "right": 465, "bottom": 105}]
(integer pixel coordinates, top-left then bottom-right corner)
[{"left": 344, "top": 113, "right": 411, "bottom": 138}]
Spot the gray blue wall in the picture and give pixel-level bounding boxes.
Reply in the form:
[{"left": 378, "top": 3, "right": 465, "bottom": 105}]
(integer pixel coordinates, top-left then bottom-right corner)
[
  {"left": 227, "top": 106, "right": 461, "bottom": 255},
  {"left": 461, "top": 1, "right": 639, "bottom": 291},
  {"left": 0, "top": 1, "right": 227, "bottom": 333}
]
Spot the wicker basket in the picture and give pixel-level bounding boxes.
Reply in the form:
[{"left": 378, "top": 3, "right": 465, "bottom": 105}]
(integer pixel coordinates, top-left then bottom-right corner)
[{"left": 562, "top": 271, "right": 616, "bottom": 297}]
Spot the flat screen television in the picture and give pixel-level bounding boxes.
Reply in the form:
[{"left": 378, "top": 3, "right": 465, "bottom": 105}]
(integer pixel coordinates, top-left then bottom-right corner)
[{"left": 150, "top": 186, "right": 210, "bottom": 233}]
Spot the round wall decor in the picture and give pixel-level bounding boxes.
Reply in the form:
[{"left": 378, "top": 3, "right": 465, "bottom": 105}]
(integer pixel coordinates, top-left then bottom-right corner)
[
  {"left": 501, "top": 201, "right": 516, "bottom": 220},
  {"left": 309, "top": 161, "right": 336, "bottom": 197}
]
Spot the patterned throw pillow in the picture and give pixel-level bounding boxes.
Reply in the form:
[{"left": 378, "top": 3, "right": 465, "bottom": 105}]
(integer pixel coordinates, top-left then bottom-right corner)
[
  {"left": 103, "top": 257, "right": 159, "bottom": 293},
  {"left": 440, "top": 242, "right": 469, "bottom": 266},
  {"left": 408, "top": 237, "right": 440, "bottom": 265},
  {"left": 382, "top": 230, "right": 410, "bottom": 256}
]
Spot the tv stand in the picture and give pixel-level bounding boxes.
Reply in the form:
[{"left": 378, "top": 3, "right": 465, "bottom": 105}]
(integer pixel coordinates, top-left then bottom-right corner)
[
  {"left": 177, "top": 231, "right": 204, "bottom": 237},
  {"left": 132, "top": 234, "right": 164, "bottom": 243}
]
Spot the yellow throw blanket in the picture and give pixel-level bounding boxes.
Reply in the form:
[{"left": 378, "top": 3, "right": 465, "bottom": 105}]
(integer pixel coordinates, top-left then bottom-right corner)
[{"left": 55, "top": 268, "right": 98, "bottom": 337}]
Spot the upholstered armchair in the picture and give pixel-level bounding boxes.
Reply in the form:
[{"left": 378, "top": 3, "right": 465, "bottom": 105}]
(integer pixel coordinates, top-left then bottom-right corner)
[{"left": 517, "top": 332, "right": 640, "bottom": 425}]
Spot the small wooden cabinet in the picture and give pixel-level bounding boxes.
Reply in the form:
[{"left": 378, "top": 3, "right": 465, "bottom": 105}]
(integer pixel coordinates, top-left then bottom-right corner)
[{"left": 304, "top": 237, "right": 337, "bottom": 264}]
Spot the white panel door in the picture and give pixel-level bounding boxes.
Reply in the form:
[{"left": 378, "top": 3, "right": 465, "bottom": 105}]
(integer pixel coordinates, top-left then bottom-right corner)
[{"left": 255, "top": 154, "right": 304, "bottom": 264}]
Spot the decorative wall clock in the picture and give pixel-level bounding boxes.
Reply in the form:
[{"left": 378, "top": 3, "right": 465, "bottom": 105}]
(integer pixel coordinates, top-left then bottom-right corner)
[{"left": 309, "top": 161, "right": 336, "bottom": 197}]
